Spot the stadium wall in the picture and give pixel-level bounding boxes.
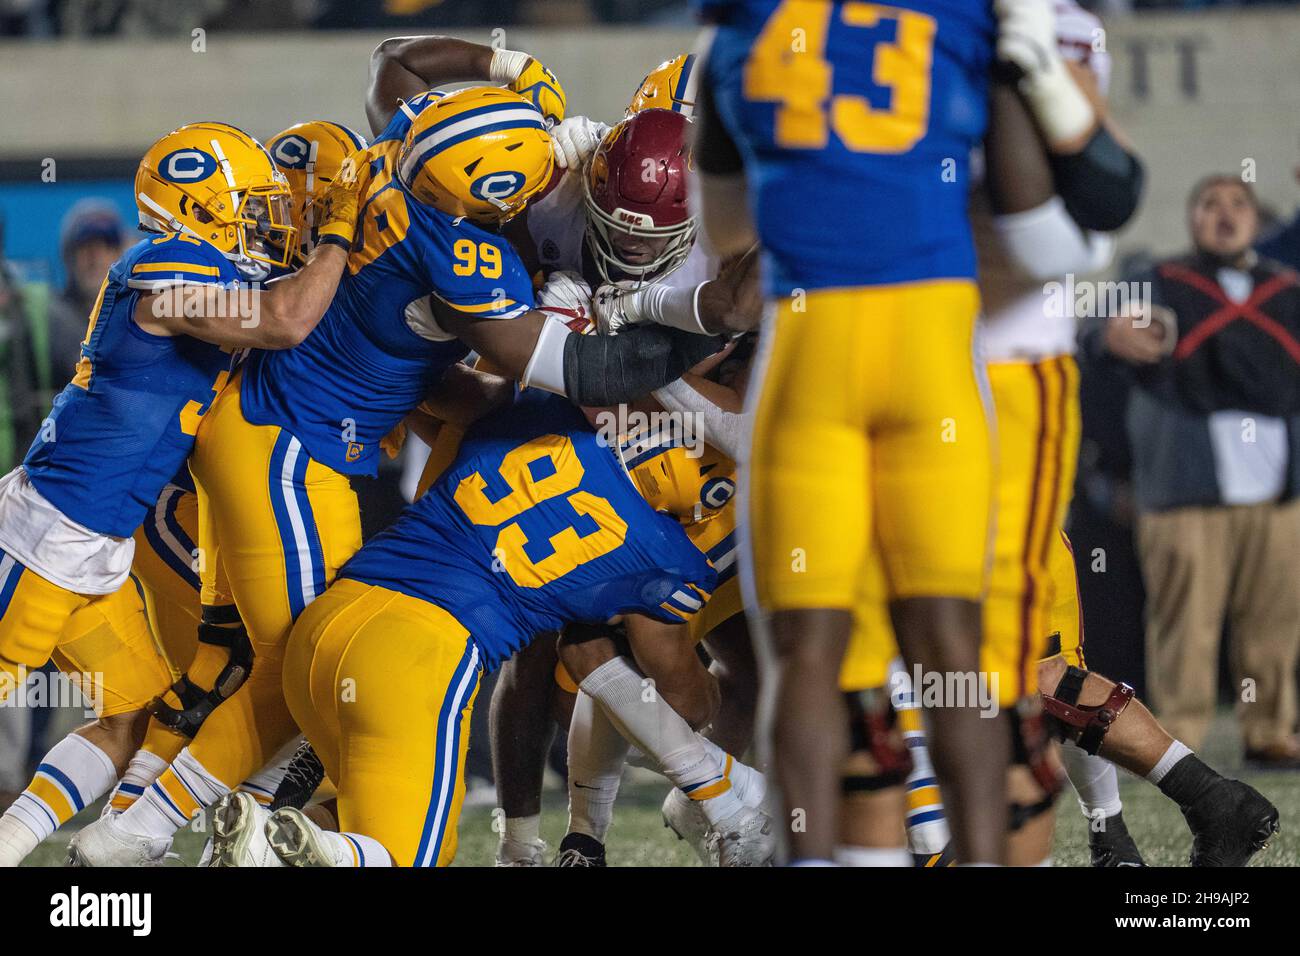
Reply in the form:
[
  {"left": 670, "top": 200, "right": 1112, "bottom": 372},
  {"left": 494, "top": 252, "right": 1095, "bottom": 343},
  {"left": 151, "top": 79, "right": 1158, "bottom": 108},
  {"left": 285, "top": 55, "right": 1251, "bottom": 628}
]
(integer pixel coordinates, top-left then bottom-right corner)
[{"left": 1, "top": 10, "right": 1298, "bottom": 265}]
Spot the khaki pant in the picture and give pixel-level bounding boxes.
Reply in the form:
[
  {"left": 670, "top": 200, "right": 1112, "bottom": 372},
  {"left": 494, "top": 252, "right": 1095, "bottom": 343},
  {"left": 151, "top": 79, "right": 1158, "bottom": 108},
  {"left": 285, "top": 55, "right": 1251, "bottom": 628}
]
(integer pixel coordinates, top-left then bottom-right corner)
[{"left": 1137, "top": 500, "right": 1300, "bottom": 751}]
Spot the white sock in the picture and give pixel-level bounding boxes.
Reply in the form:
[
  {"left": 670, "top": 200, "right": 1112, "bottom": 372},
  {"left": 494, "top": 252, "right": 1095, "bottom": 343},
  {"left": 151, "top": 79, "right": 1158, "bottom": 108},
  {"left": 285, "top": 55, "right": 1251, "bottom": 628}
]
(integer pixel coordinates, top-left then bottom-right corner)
[
  {"left": 106, "top": 750, "right": 169, "bottom": 815},
  {"left": 502, "top": 814, "right": 541, "bottom": 846},
  {"left": 120, "top": 747, "right": 229, "bottom": 840},
  {"left": 1146, "top": 740, "right": 1193, "bottom": 785},
  {"left": 834, "top": 845, "right": 911, "bottom": 867},
  {"left": 581, "top": 657, "right": 743, "bottom": 827},
  {"left": 1060, "top": 740, "right": 1123, "bottom": 820},
  {"left": 0, "top": 733, "right": 117, "bottom": 863},
  {"left": 566, "top": 689, "right": 629, "bottom": 843},
  {"left": 237, "top": 735, "right": 302, "bottom": 806},
  {"left": 624, "top": 747, "right": 655, "bottom": 771},
  {"left": 698, "top": 736, "right": 765, "bottom": 807},
  {"left": 896, "top": 692, "right": 950, "bottom": 856},
  {"left": 336, "top": 831, "right": 394, "bottom": 867}
]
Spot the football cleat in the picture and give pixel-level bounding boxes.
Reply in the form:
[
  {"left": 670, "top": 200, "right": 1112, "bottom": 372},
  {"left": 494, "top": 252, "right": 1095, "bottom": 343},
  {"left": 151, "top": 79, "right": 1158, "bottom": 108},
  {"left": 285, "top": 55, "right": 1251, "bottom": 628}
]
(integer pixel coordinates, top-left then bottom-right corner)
[
  {"left": 662, "top": 787, "right": 712, "bottom": 865},
  {"left": 264, "top": 807, "right": 346, "bottom": 867},
  {"left": 554, "top": 832, "right": 607, "bottom": 867},
  {"left": 67, "top": 814, "right": 172, "bottom": 867},
  {"left": 1088, "top": 811, "right": 1146, "bottom": 867},
  {"left": 1183, "top": 778, "right": 1279, "bottom": 867},
  {"left": 496, "top": 836, "right": 550, "bottom": 867},
  {"left": 706, "top": 804, "right": 776, "bottom": 867},
  {"left": 207, "top": 791, "right": 284, "bottom": 867}
]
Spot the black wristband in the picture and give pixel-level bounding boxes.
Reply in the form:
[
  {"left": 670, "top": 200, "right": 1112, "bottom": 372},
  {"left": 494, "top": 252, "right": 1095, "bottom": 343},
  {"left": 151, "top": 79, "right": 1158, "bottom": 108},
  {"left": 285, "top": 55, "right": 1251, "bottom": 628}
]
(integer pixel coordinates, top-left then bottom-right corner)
[{"left": 1050, "top": 127, "right": 1145, "bottom": 232}]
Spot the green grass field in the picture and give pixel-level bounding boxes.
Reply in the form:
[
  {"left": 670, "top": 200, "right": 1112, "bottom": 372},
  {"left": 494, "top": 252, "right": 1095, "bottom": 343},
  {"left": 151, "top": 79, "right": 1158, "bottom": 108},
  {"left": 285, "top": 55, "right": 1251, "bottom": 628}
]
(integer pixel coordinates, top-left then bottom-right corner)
[{"left": 21, "top": 713, "right": 1299, "bottom": 867}]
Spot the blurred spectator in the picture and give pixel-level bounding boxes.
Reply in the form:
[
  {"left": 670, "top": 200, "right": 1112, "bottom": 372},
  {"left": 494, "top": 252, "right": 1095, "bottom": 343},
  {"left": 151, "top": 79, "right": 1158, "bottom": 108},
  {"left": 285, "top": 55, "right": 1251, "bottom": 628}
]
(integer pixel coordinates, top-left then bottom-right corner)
[
  {"left": 0, "top": 214, "right": 43, "bottom": 471},
  {"left": 46, "top": 200, "right": 125, "bottom": 388},
  {"left": 1080, "top": 175, "right": 1300, "bottom": 767}
]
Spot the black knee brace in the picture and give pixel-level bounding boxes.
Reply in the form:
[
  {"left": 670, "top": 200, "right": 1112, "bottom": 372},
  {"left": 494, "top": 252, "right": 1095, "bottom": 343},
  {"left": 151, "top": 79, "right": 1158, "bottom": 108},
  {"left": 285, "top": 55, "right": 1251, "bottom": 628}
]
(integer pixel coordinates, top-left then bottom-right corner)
[
  {"left": 146, "top": 606, "right": 253, "bottom": 738},
  {"left": 1041, "top": 665, "right": 1134, "bottom": 755},
  {"left": 1009, "top": 699, "right": 1064, "bottom": 831}
]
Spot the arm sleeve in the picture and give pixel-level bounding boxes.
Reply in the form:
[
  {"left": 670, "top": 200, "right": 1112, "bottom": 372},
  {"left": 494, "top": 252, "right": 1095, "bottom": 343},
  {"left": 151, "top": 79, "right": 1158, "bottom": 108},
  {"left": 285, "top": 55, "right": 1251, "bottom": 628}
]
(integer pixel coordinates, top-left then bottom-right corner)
[
  {"left": 1050, "top": 126, "right": 1145, "bottom": 232},
  {"left": 993, "top": 196, "right": 1115, "bottom": 281},
  {"left": 652, "top": 377, "right": 746, "bottom": 462}
]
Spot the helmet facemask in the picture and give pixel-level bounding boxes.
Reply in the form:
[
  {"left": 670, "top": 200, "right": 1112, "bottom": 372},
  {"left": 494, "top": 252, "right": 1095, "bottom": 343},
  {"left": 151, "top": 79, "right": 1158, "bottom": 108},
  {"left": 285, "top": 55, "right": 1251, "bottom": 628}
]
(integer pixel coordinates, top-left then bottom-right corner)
[
  {"left": 236, "top": 187, "right": 297, "bottom": 278},
  {"left": 582, "top": 173, "right": 697, "bottom": 287}
]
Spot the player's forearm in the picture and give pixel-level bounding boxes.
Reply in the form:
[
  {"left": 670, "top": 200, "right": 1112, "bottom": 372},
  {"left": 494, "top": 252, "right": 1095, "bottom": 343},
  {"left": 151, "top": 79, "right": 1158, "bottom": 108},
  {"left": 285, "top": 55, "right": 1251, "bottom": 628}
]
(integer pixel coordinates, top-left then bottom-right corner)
[
  {"left": 986, "top": 82, "right": 1056, "bottom": 216},
  {"left": 254, "top": 244, "right": 348, "bottom": 348},
  {"left": 422, "top": 362, "right": 514, "bottom": 427},
  {"left": 367, "top": 36, "right": 493, "bottom": 133}
]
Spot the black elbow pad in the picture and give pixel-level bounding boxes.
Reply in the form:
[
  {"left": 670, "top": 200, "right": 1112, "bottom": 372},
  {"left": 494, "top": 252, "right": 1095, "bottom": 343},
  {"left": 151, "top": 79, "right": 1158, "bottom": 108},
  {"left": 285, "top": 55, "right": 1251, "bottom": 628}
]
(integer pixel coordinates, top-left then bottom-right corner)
[
  {"left": 1050, "top": 127, "right": 1145, "bottom": 232},
  {"left": 562, "top": 325, "right": 724, "bottom": 407}
]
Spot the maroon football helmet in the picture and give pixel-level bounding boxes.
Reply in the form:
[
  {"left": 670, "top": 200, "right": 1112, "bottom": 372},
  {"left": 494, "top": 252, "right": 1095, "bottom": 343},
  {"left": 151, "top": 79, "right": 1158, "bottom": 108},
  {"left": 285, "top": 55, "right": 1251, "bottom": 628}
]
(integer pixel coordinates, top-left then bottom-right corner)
[{"left": 583, "top": 108, "right": 697, "bottom": 285}]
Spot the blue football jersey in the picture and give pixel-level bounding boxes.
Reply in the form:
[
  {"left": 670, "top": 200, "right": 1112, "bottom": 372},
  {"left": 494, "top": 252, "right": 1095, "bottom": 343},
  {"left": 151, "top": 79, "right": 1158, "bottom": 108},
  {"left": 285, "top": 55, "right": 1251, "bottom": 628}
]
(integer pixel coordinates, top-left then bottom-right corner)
[
  {"left": 239, "top": 97, "right": 535, "bottom": 476},
  {"left": 340, "top": 390, "right": 719, "bottom": 671},
  {"left": 702, "top": 0, "right": 994, "bottom": 293},
  {"left": 22, "top": 234, "right": 239, "bottom": 538}
]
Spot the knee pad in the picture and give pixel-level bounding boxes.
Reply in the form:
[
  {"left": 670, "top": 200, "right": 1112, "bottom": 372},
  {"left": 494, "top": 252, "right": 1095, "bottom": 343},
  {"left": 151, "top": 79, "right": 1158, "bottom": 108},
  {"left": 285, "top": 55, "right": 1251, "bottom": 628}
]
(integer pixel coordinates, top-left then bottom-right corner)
[
  {"left": 1008, "top": 698, "right": 1064, "bottom": 832},
  {"left": 842, "top": 687, "right": 912, "bottom": 794},
  {"left": 1041, "top": 665, "right": 1134, "bottom": 756},
  {"left": 146, "top": 608, "right": 253, "bottom": 738}
]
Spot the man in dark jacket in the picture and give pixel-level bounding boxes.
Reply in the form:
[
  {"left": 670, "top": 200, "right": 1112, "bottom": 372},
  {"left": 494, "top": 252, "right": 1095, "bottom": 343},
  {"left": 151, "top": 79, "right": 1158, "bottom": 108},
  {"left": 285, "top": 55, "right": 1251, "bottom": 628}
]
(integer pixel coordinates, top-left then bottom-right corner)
[{"left": 1080, "top": 174, "right": 1300, "bottom": 767}]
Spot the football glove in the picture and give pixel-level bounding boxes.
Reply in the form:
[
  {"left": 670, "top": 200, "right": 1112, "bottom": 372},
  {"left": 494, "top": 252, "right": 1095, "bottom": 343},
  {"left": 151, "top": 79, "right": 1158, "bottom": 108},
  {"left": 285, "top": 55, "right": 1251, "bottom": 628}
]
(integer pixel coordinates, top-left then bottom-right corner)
[
  {"left": 550, "top": 116, "right": 610, "bottom": 170},
  {"left": 312, "top": 152, "right": 364, "bottom": 250}
]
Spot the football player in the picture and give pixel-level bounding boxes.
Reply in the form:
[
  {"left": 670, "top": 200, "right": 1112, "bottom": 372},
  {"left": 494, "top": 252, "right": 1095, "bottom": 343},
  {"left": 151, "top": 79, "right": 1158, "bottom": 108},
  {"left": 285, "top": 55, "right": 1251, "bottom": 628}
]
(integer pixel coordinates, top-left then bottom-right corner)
[
  {"left": 846, "top": 0, "right": 1276, "bottom": 869},
  {"left": 550, "top": 339, "right": 767, "bottom": 867},
  {"left": 0, "top": 121, "right": 359, "bottom": 866},
  {"left": 694, "top": 0, "right": 1008, "bottom": 864},
  {"left": 93, "top": 123, "right": 375, "bottom": 867},
  {"left": 259, "top": 387, "right": 719, "bottom": 867},
  {"left": 102, "top": 121, "right": 373, "bottom": 824},
  {"left": 477, "top": 98, "right": 763, "bottom": 866}
]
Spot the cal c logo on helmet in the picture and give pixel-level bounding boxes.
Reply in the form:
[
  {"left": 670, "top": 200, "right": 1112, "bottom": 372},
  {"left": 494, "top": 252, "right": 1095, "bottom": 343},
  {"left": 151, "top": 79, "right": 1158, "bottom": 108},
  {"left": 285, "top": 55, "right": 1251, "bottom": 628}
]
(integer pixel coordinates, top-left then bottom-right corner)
[
  {"left": 159, "top": 148, "right": 218, "bottom": 183},
  {"left": 470, "top": 170, "right": 526, "bottom": 203},
  {"left": 270, "top": 135, "right": 312, "bottom": 169},
  {"left": 701, "top": 477, "right": 736, "bottom": 510}
]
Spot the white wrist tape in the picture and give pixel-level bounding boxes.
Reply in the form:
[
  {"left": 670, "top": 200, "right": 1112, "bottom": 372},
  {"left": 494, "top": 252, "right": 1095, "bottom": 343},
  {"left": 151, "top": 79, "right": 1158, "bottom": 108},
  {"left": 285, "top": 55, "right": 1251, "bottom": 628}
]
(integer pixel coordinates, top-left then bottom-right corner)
[
  {"left": 1020, "top": 59, "right": 1095, "bottom": 147},
  {"left": 993, "top": 196, "right": 1116, "bottom": 280},
  {"left": 625, "top": 282, "right": 708, "bottom": 335},
  {"left": 521, "top": 313, "right": 572, "bottom": 396},
  {"left": 652, "top": 378, "right": 746, "bottom": 463},
  {"left": 489, "top": 48, "right": 531, "bottom": 84}
]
